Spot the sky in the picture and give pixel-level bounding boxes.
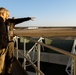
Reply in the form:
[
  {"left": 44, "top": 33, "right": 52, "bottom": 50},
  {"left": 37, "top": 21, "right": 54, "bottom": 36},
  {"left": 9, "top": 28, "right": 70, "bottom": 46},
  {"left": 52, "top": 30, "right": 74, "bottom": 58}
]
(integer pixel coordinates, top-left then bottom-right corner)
[{"left": 0, "top": 0, "right": 76, "bottom": 27}]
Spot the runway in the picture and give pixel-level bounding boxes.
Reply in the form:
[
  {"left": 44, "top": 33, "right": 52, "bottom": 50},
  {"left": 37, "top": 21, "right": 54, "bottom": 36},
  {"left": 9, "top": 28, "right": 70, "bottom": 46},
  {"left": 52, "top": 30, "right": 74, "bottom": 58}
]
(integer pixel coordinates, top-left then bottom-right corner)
[{"left": 14, "top": 27, "right": 76, "bottom": 38}]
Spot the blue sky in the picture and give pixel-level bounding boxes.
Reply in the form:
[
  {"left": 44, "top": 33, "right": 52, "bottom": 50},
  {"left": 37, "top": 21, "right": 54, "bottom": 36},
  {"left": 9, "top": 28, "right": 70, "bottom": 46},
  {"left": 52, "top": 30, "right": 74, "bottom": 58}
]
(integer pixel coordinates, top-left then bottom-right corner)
[{"left": 0, "top": 0, "right": 76, "bottom": 27}]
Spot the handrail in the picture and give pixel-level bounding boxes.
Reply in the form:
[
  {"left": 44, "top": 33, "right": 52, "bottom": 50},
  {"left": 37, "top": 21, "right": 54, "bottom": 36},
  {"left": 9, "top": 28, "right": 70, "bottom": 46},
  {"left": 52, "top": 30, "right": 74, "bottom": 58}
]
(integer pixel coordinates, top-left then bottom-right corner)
[
  {"left": 65, "top": 39, "right": 76, "bottom": 75},
  {"left": 15, "top": 48, "right": 45, "bottom": 75},
  {"left": 14, "top": 36, "right": 76, "bottom": 75},
  {"left": 27, "top": 37, "right": 44, "bottom": 55},
  {"left": 25, "top": 37, "right": 76, "bottom": 75},
  {"left": 26, "top": 37, "right": 76, "bottom": 58},
  {"left": 14, "top": 36, "right": 44, "bottom": 75}
]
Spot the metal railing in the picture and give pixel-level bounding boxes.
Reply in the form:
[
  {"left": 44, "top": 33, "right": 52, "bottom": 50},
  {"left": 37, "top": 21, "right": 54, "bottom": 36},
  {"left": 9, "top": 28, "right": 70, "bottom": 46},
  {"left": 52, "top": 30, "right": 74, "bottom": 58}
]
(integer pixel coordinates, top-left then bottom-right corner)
[
  {"left": 25, "top": 37, "right": 76, "bottom": 75},
  {"left": 14, "top": 36, "right": 76, "bottom": 75},
  {"left": 65, "top": 39, "right": 76, "bottom": 75},
  {"left": 14, "top": 36, "right": 45, "bottom": 75}
]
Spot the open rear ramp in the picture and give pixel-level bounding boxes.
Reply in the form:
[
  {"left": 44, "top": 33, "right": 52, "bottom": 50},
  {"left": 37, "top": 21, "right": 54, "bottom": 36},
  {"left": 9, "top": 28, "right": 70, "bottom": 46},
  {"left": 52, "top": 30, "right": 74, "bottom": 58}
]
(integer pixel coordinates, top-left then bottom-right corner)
[{"left": 11, "top": 57, "right": 28, "bottom": 75}]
